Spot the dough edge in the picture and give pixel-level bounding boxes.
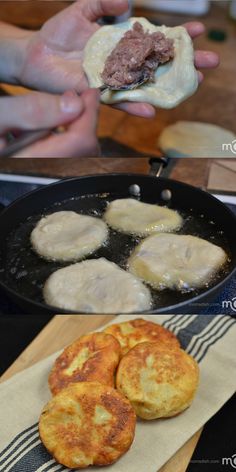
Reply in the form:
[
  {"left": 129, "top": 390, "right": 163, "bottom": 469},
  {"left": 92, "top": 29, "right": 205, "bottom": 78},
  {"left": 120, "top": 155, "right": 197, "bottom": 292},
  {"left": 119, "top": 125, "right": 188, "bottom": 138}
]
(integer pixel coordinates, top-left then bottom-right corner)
[{"left": 83, "top": 17, "right": 198, "bottom": 108}]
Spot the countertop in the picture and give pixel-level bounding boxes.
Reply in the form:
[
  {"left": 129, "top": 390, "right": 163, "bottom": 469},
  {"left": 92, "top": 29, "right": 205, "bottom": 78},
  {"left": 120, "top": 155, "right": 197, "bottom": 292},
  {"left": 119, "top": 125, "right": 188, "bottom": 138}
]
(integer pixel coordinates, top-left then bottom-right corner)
[{"left": 0, "top": 158, "right": 235, "bottom": 194}]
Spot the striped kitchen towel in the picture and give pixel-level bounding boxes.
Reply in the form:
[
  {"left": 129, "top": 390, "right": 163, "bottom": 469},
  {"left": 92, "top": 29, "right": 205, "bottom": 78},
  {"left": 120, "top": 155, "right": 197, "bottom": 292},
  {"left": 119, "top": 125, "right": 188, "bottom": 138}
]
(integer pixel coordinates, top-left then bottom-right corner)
[{"left": 0, "top": 314, "right": 236, "bottom": 472}]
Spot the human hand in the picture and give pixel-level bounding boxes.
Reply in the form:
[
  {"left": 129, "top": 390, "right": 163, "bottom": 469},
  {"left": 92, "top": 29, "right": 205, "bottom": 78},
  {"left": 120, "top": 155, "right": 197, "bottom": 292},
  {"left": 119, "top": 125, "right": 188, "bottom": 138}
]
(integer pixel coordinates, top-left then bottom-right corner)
[
  {"left": 0, "top": 89, "right": 100, "bottom": 158},
  {"left": 18, "top": 0, "right": 219, "bottom": 118}
]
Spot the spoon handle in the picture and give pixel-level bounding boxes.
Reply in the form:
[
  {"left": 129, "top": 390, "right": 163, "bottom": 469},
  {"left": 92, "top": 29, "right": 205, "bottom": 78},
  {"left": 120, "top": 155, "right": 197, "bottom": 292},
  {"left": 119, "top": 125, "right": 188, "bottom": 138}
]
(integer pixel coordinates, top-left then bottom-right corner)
[{"left": 0, "top": 129, "right": 51, "bottom": 158}]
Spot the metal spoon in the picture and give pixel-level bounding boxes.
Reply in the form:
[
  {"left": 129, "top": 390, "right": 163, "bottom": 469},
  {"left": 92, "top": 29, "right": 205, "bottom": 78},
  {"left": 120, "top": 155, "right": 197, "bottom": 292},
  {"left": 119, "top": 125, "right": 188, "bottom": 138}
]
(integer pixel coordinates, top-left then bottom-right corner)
[
  {"left": 100, "top": 73, "right": 150, "bottom": 93},
  {"left": 0, "top": 75, "right": 149, "bottom": 157}
]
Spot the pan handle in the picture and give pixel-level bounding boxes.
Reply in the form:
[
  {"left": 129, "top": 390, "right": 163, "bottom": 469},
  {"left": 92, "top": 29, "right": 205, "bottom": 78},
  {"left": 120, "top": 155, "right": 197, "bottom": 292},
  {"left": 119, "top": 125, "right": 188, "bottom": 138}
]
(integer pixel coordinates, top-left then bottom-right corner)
[{"left": 149, "top": 157, "right": 169, "bottom": 177}]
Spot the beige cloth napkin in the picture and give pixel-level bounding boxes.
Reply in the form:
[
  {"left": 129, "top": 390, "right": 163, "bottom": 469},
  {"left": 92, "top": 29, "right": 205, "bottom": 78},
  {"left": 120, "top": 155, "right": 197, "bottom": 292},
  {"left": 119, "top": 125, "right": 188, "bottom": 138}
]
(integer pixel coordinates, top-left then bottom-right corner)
[{"left": 0, "top": 314, "right": 236, "bottom": 472}]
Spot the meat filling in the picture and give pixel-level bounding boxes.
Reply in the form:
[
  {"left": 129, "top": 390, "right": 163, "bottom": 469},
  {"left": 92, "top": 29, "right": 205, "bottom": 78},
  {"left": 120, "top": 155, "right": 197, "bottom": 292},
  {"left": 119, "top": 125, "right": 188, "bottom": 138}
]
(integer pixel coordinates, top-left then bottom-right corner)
[{"left": 101, "top": 22, "right": 174, "bottom": 89}]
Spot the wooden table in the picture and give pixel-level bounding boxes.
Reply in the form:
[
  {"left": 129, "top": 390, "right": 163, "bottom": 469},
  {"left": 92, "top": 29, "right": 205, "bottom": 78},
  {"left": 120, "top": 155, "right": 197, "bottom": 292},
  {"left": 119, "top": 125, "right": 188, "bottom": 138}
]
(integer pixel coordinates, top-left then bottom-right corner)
[
  {"left": 0, "top": 314, "right": 202, "bottom": 472},
  {"left": 0, "top": 1, "right": 235, "bottom": 156}
]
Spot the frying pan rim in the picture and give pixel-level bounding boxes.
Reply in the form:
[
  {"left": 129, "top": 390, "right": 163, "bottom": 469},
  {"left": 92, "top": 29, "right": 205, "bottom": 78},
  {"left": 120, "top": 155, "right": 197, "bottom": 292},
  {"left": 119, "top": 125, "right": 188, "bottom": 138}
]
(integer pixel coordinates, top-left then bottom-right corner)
[
  {"left": 0, "top": 265, "right": 236, "bottom": 314},
  {"left": 0, "top": 173, "right": 236, "bottom": 222},
  {"left": 0, "top": 173, "right": 235, "bottom": 314}
]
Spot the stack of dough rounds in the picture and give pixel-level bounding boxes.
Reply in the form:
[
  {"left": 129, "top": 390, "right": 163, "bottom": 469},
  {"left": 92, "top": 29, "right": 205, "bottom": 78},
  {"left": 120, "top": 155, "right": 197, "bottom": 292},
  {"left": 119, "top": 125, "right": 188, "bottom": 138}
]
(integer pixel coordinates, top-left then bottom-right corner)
[
  {"left": 116, "top": 342, "right": 199, "bottom": 419},
  {"left": 104, "top": 318, "right": 180, "bottom": 356},
  {"left": 31, "top": 211, "right": 108, "bottom": 262},
  {"left": 129, "top": 233, "right": 227, "bottom": 290},
  {"left": 39, "top": 382, "right": 136, "bottom": 469},
  {"left": 43, "top": 258, "right": 152, "bottom": 313},
  {"left": 49, "top": 332, "right": 121, "bottom": 395},
  {"left": 103, "top": 198, "right": 183, "bottom": 236},
  {"left": 83, "top": 18, "right": 198, "bottom": 108}
]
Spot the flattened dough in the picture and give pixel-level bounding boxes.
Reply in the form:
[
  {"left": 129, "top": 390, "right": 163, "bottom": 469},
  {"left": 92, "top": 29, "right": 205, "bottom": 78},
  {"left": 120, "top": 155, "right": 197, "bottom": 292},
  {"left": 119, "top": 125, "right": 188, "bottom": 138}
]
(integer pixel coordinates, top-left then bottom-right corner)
[
  {"left": 104, "top": 318, "right": 180, "bottom": 356},
  {"left": 103, "top": 198, "right": 183, "bottom": 236},
  {"left": 39, "top": 382, "right": 136, "bottom": 468},
  {"left": 31, "top": 211, "right": 108, "bottom": 262},
  {"left": 116, "top": 342, "right": 199, "bottom": 420},
  {"left": 83, "top": 17, "right": 198, "bottom": 108},
  {"left": 44, "top": 258, "right": 151, "bottom": 313},
  {"left": 129, "top": 233, "right": 227, "bottom": 290},
  {"left": 158, "top": 121, "right": 236, "bottom": 158}
]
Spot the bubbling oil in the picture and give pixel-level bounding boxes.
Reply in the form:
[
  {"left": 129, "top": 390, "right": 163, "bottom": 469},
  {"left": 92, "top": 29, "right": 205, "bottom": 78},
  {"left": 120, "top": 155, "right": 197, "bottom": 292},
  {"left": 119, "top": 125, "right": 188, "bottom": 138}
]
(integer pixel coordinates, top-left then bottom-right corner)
[{"left": 2, "top": 193, "right": 232, "bottom": 311}]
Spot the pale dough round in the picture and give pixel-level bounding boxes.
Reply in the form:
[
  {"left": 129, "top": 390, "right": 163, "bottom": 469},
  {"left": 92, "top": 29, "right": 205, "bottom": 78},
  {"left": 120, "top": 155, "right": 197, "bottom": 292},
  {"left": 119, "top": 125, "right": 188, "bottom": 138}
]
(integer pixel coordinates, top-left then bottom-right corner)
[
  {"left": 128, "top": 233, "right": 227, "bottom": 290},
  {"left": 103, "top": 199, "right": 183, "bottom": 236},
  {"left": 158, "top": 121, "right": 236, "bottom": 158},
  {"left": 31, "top": 211, "right": 108, "bottom": 262},
  {"left": 83, "top": 17, "right": 198, "bottom": 108},
  {"left": 43, "top": 258, "right": 152, "bottom": 313}
]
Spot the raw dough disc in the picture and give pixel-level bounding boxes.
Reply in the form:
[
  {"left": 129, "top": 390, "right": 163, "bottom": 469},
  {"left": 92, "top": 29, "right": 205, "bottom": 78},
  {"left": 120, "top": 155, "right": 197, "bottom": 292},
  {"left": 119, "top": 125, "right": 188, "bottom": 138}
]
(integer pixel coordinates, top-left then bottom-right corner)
[
  {"left": 158, "top": 121, "right": 236, "bottom": 158},
  {"left": 83, "top": 17, "right": 198, "bottom": 108},
  {"left": 128, "top": 233, "right": 227, "bottom": 290},
  {"left": 103, "top": 198, "right": 183, "bottom": 236},
  {"left": 43, "top": 258, "right": 152, "bottom": 313},
  {"left": 31, "top": 211, "right": 108, "bottom": 262}
]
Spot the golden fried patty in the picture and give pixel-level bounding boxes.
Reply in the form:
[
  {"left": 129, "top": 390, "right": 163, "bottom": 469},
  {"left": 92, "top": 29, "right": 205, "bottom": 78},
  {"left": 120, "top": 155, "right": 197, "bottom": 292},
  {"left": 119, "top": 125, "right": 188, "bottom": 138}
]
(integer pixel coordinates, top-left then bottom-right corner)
[
  {"left": 39, "top": 382, "right": 136, "bottom": 469},
  {"left": 116, "top": 342, "right": 199, "bottom": 420},
  {"left": 49, "top": 332, "right": 121, "bottom": 395},
  {"left": 104, "top": 318, "right": 180, "bottom": 356}
]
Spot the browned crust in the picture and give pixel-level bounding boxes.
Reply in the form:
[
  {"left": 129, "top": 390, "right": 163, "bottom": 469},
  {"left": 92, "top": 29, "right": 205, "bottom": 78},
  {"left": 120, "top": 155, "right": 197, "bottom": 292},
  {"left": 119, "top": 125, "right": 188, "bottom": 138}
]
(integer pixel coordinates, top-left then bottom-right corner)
[
  {"left": 116, "top": 342, "right": 199, "bottom": 419},
  {"left": 49, "top": 332, "right": 121, "bottom": 395},
  {"left": 39, "top": 382, "right": 136, "bottom": 468},
  {"left": 104, "top": 318, "right": 180, "bottom": 356}
]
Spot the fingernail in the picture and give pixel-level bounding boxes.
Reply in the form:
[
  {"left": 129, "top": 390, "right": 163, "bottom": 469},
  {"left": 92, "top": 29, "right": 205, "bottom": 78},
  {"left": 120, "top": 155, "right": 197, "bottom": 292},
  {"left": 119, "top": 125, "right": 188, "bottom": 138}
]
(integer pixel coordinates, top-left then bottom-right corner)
[{"left": 60, "top": 90, "right": 83, "bottom": 114}]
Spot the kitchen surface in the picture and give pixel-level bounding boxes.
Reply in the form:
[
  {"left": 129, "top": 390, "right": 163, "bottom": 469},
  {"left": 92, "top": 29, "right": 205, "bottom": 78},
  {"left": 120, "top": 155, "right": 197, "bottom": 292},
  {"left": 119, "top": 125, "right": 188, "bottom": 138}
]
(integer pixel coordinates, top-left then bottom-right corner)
[
  {"left": 0, "top": 1, "right": 236, "bottom": 157},
  {"left": 0, "top": 157, "right": 235, "bottom": 193}
]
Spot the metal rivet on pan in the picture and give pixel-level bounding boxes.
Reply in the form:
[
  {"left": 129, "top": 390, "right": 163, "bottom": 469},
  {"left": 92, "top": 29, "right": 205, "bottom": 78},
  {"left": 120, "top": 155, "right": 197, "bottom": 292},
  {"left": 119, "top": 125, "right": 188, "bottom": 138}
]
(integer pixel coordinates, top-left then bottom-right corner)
[
  {"left": 129, "top": 184, "right": 141, "bottom": 197},
  {"left": 161, "top": 189, "right": 172, "bottom": 202}
]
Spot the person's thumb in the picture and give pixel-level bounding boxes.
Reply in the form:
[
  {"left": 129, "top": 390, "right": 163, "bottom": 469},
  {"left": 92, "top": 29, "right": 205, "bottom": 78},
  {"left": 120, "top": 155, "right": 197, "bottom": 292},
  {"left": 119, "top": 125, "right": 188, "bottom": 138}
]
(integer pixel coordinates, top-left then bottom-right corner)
[
  {"left": 82, "top": 0, "right": 129, "bottom": 22},
  {"left": 0, "top": 90, "right": 84, "bottom": 134}
]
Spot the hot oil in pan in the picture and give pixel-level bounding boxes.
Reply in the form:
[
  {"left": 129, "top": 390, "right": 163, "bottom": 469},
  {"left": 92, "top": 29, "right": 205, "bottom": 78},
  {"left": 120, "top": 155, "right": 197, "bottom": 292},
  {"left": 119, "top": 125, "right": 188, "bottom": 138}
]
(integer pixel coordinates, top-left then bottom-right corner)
[{"left": 3, "top": 193, "right": 232, "bottom": 311}]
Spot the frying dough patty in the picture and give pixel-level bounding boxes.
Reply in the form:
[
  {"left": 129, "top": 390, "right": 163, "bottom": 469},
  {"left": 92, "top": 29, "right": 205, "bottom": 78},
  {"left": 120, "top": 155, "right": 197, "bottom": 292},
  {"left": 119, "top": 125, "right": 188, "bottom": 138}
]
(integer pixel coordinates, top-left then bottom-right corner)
[
  {"left": 31, "top": 211, "right": 108, "bottom": 262},
  {"left": 43, "top": 258, "right": 151, "bottom": 313},
  {"left": 39, "top": 382, "right": 136, "bottom": 468},
  {"left": 103, "top": 199, "right": 183, "bottom": 236},
  {"left": 104, "top": 318, "right": 180, "bottom": 356},
  {"left": 128, "top": 233, "right": 227, "bottom": 290},
  {"left": 49, "top": 332, "right": 121, "bottom": 395},
  {"left": 116, "top": 342, "right": 199, "bottom": 419}
]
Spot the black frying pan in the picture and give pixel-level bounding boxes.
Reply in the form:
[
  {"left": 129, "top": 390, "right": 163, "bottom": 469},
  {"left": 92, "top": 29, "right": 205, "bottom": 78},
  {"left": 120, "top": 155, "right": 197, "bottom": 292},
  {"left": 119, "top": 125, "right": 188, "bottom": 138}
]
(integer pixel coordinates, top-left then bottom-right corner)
[{"left": 0, "top": 164, "right": 235, "bottom": 314}]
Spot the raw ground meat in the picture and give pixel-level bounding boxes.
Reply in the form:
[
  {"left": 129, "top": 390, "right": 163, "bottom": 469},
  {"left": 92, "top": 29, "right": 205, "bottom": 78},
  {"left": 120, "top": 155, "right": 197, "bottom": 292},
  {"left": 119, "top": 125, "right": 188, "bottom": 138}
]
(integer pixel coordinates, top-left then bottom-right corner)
[{"left": 101, "top": 22, "right": 174, "bottom": 88}]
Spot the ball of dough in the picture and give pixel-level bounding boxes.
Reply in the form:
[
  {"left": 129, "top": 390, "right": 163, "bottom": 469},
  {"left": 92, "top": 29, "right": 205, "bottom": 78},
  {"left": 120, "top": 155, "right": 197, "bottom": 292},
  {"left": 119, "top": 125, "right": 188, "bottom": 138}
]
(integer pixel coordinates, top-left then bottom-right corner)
[
  {"left": 116, "top": 342, "right": 199, "bottom": 419},
  {"left": 49, "top": 332, "right": 121, "bottom": 395},
  {"left": 31, "top": 211, "right": 108, "bottom": 262},
  {"left": 128, "top": 233, "right": 227, "bottom": 290},
  {"left": 83, "top": 18, "right": 198, "bottom": 108},
  {"left": 39, "top": 382, "right": 136, "bottom": 468},
  {"left": 104, "top": 318, "right": 180, "bottom": 356},
  {"left": 158, "top": 121, "right": 236, "bottom": 158},
  {"left": 43, "top": 258, "right": 152, "bottom": 313},
  {"left": 103, "top": 198, "right": 183, "bottom": 236}
]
